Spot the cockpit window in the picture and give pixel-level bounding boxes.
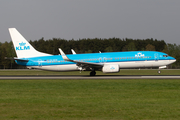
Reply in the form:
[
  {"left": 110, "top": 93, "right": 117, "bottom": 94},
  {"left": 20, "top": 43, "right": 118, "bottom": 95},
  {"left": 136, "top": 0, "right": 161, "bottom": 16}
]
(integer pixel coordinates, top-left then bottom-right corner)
[{"left": 163, "top": 55, "right": 168, "bottom": 57}]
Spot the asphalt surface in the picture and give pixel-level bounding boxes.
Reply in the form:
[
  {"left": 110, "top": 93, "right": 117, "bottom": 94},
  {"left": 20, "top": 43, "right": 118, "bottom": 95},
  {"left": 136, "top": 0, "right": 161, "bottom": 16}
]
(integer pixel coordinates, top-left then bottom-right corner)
[{"left": 0, "top": 75, "right": 180, "bottom": 79}]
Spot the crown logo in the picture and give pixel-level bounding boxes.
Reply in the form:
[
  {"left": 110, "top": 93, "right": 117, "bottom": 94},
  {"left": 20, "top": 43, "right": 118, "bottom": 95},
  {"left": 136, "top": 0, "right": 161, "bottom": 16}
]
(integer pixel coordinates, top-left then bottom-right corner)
[
  {"left": 19, "top": 42, "right": 26, "bottom": 46},
  {"left": 135, "top": 52, "right": 144, "bottom": 57},
  {"left": 110, "top": 66, "right": 115, "bottom": 70}
]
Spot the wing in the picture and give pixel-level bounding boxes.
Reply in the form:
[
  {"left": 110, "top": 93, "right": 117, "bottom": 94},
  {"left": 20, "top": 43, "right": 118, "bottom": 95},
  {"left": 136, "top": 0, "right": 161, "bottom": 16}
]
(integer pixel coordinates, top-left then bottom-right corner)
[{"left": 59, "top": 48, "right": 103, "bottom": 70}]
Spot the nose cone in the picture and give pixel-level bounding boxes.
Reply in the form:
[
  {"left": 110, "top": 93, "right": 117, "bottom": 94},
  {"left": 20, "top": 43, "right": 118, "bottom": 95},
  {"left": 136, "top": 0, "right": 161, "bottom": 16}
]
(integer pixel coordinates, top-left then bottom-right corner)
[
  {"left": 169, "top": 56, "right": 176, "bottom": 64},
  {"left": 172, "top": 59, "right": 176, "bottom": 63}
]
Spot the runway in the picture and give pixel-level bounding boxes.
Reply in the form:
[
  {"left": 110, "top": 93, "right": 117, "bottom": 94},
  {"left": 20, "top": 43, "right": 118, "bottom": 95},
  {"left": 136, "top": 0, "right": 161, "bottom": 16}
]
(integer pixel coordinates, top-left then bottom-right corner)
[{"left": 0, "top": 75, "right": 180, "bottom": 79}]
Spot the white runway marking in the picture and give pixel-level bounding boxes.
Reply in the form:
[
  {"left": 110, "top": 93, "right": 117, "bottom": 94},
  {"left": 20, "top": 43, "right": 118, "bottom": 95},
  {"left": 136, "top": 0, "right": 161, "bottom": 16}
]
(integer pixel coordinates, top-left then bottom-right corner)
[{"left": 0, "top": 75, "right": 180, "bottom": 80}]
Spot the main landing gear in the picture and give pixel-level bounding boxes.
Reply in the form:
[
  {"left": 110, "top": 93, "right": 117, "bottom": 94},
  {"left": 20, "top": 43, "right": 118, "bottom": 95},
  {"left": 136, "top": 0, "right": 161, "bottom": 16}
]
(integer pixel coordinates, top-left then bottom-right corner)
[{"left": 90, "top": 71, "right": 96, "bottom": 76}]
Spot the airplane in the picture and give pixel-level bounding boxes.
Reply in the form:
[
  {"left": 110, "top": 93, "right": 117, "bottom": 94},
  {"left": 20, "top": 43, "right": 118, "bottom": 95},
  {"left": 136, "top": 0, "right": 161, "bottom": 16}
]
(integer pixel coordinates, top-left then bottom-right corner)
[{"left": 8, "top": 28, "right": 176, "bottom": 76}]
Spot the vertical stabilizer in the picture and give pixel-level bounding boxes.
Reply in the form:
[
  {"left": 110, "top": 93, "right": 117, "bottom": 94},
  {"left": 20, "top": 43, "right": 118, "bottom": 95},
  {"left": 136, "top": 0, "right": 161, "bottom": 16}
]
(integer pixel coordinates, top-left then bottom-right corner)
[{"left": 9, "top": 28, "right": 51, "bottom": 58}]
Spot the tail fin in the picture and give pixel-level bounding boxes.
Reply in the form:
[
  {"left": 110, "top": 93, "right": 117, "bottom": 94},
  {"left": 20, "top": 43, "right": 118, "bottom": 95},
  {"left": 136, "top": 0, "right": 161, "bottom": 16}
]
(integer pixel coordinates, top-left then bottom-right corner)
[{"left": 9, "top": 28, "right": 51, "bottom": 58}]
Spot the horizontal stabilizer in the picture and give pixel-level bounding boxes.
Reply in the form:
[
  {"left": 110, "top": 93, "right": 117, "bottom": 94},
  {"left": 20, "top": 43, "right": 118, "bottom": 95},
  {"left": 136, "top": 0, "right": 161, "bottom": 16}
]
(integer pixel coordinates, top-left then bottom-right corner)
[{"left": 5, "top": 57, "right": 29, "bottom": 62}]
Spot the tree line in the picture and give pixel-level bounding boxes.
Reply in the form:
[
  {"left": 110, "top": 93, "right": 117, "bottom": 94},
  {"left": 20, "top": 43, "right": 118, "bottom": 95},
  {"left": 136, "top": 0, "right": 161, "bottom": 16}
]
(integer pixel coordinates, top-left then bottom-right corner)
[{"left": 0, "top": 38, "right": 179, "bottom": 69}]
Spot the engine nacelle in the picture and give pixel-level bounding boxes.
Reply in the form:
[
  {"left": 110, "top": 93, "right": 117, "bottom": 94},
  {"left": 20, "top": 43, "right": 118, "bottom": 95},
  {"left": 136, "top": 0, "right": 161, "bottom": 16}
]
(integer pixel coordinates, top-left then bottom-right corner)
[{"left": 102, "top": 64, "right": 120, "bottom": 73}]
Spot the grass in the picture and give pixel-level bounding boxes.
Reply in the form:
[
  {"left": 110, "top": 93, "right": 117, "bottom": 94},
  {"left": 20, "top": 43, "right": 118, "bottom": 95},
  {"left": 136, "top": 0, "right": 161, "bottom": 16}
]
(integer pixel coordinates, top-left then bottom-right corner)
[
  {"left": 0, "top": 79, "right": 180, "bottom": 120},
  {"left": 0, "top": 69, "right": 180, "bottom": 75}
]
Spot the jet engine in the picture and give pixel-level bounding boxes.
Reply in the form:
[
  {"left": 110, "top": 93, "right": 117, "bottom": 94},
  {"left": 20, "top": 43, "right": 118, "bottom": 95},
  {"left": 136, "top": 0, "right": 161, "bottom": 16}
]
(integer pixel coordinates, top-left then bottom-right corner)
[{"left": 102, "top": 64, "right": 120, "bottom": 73}]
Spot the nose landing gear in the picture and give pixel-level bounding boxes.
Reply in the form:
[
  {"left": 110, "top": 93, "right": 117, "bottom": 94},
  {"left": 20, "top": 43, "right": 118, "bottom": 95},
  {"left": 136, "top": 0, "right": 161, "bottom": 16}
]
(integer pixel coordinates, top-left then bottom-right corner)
[{"left": 158, "top": 66, "right": 166, "bottom": 74}]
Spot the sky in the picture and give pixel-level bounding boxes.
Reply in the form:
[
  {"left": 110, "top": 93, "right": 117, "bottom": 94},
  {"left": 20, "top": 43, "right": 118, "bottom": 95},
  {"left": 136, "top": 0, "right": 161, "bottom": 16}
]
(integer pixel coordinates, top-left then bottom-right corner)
[{"left": 1, "top": 0, "right": 180, "bottom": 45}]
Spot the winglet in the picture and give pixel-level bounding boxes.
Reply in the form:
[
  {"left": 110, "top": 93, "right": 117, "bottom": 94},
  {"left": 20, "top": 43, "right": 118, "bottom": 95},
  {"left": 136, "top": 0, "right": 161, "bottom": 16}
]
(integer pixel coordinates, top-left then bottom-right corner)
[
  {"left": 59, "top": 48, "right": 70, "bottom": 61},
  {"left": 71, "top": 49, "right": 76, "bottom": 54}
]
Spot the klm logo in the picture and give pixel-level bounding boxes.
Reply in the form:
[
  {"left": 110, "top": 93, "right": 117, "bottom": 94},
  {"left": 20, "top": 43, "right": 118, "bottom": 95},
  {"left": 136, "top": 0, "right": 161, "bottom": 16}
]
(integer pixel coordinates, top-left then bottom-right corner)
[
  {"left": 16, "top": 42, "right": 30, "bottom": 50},
  {"left": 110, "top": 66, "right": 115, "bottom": 70},
  {"left": 135, "top": 52, "right": 144, "bottom": 57}
]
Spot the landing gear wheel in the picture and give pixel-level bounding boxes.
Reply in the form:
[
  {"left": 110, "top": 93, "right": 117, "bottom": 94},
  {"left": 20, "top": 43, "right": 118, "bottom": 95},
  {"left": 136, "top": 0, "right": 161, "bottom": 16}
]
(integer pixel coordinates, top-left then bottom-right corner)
[
  {"left": 158, "top": 70, "right": 161, "bottom": 74},
  {"left": 90, "top": 71, "right": 96, "bottom": 76}
]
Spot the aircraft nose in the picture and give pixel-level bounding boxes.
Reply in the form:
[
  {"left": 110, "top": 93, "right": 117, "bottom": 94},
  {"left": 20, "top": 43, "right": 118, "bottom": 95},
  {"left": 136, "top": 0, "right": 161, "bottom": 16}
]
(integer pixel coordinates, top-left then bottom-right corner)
[
  {"left": 167, "top": 56, "right": 176, "bottom": 64},
  {"left": 171, "top": 57, "right": 176, "bottom": 64},
  {"left": 173, "top": 59, "right": 176, "bottom": 62}
]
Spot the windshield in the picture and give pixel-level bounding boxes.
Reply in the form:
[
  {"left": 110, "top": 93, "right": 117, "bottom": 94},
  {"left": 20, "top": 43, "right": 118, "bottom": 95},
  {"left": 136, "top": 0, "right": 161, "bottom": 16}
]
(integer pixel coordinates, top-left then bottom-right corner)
[{"left": 163, "top": 55, "right": 168, "bottom": 57}]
